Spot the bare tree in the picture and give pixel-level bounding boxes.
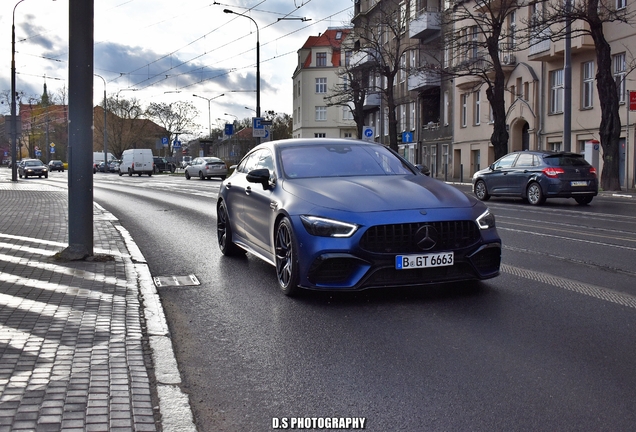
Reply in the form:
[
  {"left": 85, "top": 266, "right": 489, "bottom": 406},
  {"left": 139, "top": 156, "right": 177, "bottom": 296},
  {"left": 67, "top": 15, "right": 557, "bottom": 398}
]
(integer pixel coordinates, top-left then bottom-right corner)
[
  {"left": 438, "top": 0, "right": 519, "bottom": 160},
  {"left": 324, "top": 67, "right": 367, "bottom": 139},
  {"left": 527, "top": 0, "right": 636, "bottom": 191},
  {"left": 262, "top": 110, "right": 293, "bottom": 141},
  {"left": 93, "top": 96, "right": 149, "bottom": 158},
  {"left": 351, "top": 0, "right": 420, "bottom": 150},
  {"left": 146, "top": 101, "right": 200, "bottom": 156}
]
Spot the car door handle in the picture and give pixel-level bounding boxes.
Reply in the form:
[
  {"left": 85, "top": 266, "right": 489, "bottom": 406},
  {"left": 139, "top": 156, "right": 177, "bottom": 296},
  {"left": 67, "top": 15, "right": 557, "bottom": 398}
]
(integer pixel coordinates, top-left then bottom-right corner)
[
  {"left": 225, "top": 182, "right": 232, "bottom": 189},
  {"left": 245, "top": 186, "right": 252, "bottom": 195}
]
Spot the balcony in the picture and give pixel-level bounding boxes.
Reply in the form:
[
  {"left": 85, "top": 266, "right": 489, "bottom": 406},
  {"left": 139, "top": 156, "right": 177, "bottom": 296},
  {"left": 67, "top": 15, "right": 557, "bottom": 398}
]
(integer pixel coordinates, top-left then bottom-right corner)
[
  {"left": 363, "top": 92, "right": 381, "bottom": 110},
  {"left": 350, "top": 48, "right": 379, "bottom": 69},
  {"left": 528, "top": 25, "right": 595, "bottom": 61},
  {"left": 408, "top": 70, "right": 441, "bottom": 91},
  {"left": 409, "top": 8, "right": 441, "bottom": 40}
]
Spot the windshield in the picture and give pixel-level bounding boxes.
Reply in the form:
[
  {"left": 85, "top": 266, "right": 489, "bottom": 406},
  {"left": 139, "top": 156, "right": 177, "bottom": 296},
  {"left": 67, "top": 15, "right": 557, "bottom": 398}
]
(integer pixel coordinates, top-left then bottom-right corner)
[
  {"left": 281, "top": 144, "right": 414, "bottom": 179},
  {"left": 25, "top": 160, "right": 43, "bottom": 166}
]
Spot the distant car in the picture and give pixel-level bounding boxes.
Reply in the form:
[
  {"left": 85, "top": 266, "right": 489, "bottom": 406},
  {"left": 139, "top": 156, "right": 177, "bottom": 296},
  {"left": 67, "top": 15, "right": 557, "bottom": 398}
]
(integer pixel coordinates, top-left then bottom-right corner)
[
  {"left": 96, "top": 160, "right": 119, "bottom": 173},
  {"left": 185, "top": 157, "right": 227, "bottom": 180},
  {"left": 153, "top": 157, "right": 177, "bottom": 173},
  {"left": 48, "top": 160, "right": 64, "bottom": 172},
  {"left": 181, "top": 156, "right": 192, "bottom": 168},
  {"left": 18, "top": 159, "right": 48, "bottom": 179},
  {"left": 217, "top": 138, "right": 501, "bottom": 296},
  {"left": 472, "top": 151, "right": 599, "bottom": 205}
]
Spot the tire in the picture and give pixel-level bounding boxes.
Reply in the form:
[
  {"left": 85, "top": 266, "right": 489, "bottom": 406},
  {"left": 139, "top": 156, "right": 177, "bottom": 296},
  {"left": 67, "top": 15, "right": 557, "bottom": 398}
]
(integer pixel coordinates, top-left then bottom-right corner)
[
  {"left": 170, "top": 165, "right": 176, "bottom": 173},
  {"left": 148, "top": 172, "right": 152, "bottom": 177},
  {"left": 575, "top": 196, "right": 593, "bottom": 205},
  {"left": 474, "top": 180, "right": 490, "bottom": 201},
  {"left": 526, "top": 182, "right": 546, "bottom": 205},
  {"left": 275, "top": 217, "right": 300, "bottom": 296},
  {"left": 219, "top": 175, "right": 226, "bottom": 180},
  {"left": 154, "top": 166, "right": 158, "bottom": 174},
  {"left": 185, "top": 171, "right": 191, "bottom": 180},
  {"left": 217, "top": 201, "right": 245, "bottom": 256},
  {"left": 199, "top": 171, "right": 205, "bottom": 180},
  {"left": 44, "top": 174, "right": 48, "bottom": 178},
  {"left": 128, "top": 168, "right": 132, "bottom": 177},
  {"left": 119, "top": 170, "right": 123, "bottom": 176},
  {"left": 137, "top": 172, "right": 142, "bottom": 176}
]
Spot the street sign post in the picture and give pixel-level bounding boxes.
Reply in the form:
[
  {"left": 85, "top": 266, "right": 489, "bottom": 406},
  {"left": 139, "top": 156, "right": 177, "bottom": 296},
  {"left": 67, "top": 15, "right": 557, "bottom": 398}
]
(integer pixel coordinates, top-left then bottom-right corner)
[
  {"left": 362, "top": 126, "right": 374, "bottom": 142},
  {"left": 225, "top": 123, "right": 234, "bottom": 136}
]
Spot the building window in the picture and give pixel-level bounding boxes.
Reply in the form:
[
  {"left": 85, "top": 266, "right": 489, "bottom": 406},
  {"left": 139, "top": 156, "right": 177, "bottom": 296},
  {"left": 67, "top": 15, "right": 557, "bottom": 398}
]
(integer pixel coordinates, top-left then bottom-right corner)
[
  {"left": 549, "top": 141, "right": 562, "bottom": 151},
  {"left": 474, "top": 91, "right": 481, "bottom": 125},
  {"left": 582, "top": 61, "right": 594, "bottom": 109},
  {"left": 314, "top": 133, "right": 326, "bottom": 138},
  {"left": 550, "top": 69, "right": 564, "bottom": 114},
  {"left": 345, "top": 50, "right": 352, "bottom": 68},
  {"left": 489, "top": 103, "right": 494, "bottom": 123},
  {"left": 443, "top": 91, "right": 449, "bottom": 126},
  {"left": 316, "top": 52, "right": 327, "bottom": 67},
  {"left": 410, "top": 102, "right": 416, "bottom": 130},
  {"left": 343, "top": 107, "right": 353, "bottom": 120},
  {"left": 617, "top": 0, "right": 627, "bottom": 9},
  {"left": 400, "top": 54, "right": 406, "bottom": 84},
  {"left": 384, "top": 107, "right": 389, "bottom": 136},
  {"left": 614, "top": 53, "right": 626, "bottom": 103},
  {"left": 316, "top": 77, "right": 327, "bottom": 93},
  {"left": 315, "top": 106, "right": 327, "bottom": 121},
  {"left": 400, "top": 105, "right": 406, "bottom": 132},
  {"left": 297, "top": 80, "right": 301, "bottom": 96},
  {"left": 344, "top": 132, "right": 352, "bottom": 138},
  {"left": 461, "top": 93, "right": 468, "bottom": 127}
]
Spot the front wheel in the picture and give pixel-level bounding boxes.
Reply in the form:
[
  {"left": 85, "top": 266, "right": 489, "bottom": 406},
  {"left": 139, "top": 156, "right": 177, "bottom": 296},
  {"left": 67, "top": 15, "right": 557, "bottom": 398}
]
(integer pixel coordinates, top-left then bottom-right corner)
[
  {"left": 526, "top": 182, "right": 546, "bottom": 205},
  {"left": 118, "top": 170, "right": 123, "bottom": 176},
  {"left": 474, "top": 180, "right": 490, "bottom": 201},
  {"left": 185, "top": 171, "right": 191, "bottom": 180},
  {"left": 275, "top": 218, "right": 300, "bottom": 296},
  {"left": 575, "top": 196, "right": 593, "bottom": 205},
  {"left": 128, "top": 168, "right": 132, "bottom": 177},
  {"left": 217, "top": 201, "right": 245, "bottom": 256}
]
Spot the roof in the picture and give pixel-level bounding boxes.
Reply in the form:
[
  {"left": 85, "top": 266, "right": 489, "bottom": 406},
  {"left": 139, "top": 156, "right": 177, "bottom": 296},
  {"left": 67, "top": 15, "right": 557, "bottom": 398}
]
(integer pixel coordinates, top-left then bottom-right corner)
[{"left": 299, "top": 28, "right": 351, "bottom": 69}]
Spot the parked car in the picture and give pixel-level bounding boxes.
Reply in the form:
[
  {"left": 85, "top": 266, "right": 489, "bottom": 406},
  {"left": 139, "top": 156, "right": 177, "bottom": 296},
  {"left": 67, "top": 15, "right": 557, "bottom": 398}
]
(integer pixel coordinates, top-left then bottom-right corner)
[
  {"left": 153, "top": 157, "right": 177, "bottom": 173},
  {"left": 48, "top": 160, "right": 64, "bottom": 172},
  {"left": 18, "top": 159, "right": 48, "bottom": 179},
  {"left": 472, "top": 151, "right": 599, "bottom": 205},
  {"left": 96, "top": 160, "right": 119, "bottom": 173},
  {"left": 119, "top": 149, "right": 154, "bottom": 176},
  {"left": 217, "top": 138, "right": 501, "bottom": 296},
  {"left": 185, "top": 157, "right": 227, "bottom": 180}
]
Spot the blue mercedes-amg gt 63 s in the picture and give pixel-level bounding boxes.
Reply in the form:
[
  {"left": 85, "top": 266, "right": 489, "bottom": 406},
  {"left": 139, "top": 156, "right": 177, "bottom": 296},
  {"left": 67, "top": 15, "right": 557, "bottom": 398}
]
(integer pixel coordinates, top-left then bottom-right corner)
[{"left": 217, "top": 138, "right": 501, "bottom": 296}]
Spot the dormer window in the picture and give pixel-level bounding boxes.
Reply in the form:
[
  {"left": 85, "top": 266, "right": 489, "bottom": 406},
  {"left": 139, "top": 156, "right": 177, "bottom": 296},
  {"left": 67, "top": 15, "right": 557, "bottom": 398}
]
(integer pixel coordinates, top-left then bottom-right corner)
[{"left": 336, "top": 31, "right": 342, "bottom": 40}]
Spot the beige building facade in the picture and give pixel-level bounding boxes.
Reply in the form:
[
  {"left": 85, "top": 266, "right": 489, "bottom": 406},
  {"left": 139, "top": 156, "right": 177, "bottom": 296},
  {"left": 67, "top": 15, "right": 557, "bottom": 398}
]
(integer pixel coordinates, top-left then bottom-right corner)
[
  {"left": 347, "top": 0, "right": 635, "bottom": 188},
  {"left": 292, "top": 28, "right": 357, "bottom": 139}
]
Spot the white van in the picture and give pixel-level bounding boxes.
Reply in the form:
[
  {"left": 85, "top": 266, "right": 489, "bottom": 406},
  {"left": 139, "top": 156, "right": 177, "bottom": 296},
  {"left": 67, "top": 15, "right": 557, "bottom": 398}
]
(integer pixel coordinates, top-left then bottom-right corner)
[{"left": 119, "top": 149, "right": 154, "bottom": 176}]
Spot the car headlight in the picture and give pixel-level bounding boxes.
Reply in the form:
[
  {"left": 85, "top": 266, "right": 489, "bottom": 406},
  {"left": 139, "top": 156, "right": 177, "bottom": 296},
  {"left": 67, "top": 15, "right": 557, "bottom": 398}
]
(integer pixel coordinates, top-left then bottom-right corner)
[
  {"left": 476, "top": 209, "right": 495, "bottom": 230},
  {"left": 300, "top": 215, "right": 359, "bottom": 238}
]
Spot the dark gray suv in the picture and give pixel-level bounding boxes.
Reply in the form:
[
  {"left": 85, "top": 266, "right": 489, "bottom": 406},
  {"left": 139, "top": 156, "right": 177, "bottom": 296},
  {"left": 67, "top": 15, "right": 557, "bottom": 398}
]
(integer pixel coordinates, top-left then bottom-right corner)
[{"left": 472, "top": 151, "right": 598, "bottom": 205}]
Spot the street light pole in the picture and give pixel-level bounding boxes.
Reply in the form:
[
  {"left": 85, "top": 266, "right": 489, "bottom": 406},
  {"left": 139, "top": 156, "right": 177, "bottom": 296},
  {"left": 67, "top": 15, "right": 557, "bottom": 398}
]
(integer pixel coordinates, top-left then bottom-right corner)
[
  {"left": 95, "top": 74, "right": 107, "bottom": 165},
  {"left": 193, "top": 93, "right": 225, "bottom": 137},
  {"left": 11, "top": 0, "right": 27, "bottom": 182},
  {"left": 223, "top": 9, "right": 260, "bottom": 118}
]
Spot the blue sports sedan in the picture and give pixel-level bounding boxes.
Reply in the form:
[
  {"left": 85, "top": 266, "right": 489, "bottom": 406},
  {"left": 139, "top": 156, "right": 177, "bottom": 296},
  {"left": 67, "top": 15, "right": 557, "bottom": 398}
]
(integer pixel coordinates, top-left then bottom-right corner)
[{"left": 217, "top": 139, "right": 501, "bottom": 296}]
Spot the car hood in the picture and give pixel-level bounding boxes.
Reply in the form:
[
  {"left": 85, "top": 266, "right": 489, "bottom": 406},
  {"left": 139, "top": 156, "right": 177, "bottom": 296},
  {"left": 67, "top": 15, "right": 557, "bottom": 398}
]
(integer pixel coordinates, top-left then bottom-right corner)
[{"left": 281, "top": 175, "right": 475, "bottom": 212}]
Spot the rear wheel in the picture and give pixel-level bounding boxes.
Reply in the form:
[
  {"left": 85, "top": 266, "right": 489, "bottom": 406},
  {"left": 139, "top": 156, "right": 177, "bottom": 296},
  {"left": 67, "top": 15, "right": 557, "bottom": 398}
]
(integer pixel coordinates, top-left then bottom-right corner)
[
  {"left": 199, "top": 171, "right": 205, "bottom": 180},
  {"left": 128, "top": 168, "right": 132, "bottom": 177},
  {"left": 275, "top": 218, "right": 300, "bottom": 296},
  {"left": 575, "top": 196, "right": 593, "bottom": 205},
  {"left": 217, "top": 201, "right": 245, "bottom": 256},
  {"left": 474, "top": 180, "right": 490, "bottom": 201},
  {"left": 219, "top": 175, "right": 226, "bottom": 180},
  {"left": 526, "top": 182, "right": 546, "bottom": 205}
]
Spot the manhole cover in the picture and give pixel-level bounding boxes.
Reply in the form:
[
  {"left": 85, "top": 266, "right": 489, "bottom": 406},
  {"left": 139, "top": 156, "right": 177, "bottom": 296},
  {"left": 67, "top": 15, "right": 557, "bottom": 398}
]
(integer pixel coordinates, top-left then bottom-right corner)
[{"left": 153, "top": 274, "right": 200, "bottom": 287}]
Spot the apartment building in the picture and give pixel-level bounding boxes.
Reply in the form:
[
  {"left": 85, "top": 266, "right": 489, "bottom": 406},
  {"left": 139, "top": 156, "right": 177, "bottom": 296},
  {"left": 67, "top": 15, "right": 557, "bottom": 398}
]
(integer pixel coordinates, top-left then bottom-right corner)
[
  {"left": 292, "top": 27, "right": 358, "bottom": 139},
  {"left": 345, "top": 0, "right": 635, "bottom": 188}
]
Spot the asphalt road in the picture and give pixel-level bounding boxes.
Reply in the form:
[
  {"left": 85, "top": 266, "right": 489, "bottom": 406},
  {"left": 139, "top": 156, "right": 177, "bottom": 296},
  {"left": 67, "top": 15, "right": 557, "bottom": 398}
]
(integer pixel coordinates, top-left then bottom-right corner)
[{"left": 47, "top": 171, "right": 636, "bottom": 431}]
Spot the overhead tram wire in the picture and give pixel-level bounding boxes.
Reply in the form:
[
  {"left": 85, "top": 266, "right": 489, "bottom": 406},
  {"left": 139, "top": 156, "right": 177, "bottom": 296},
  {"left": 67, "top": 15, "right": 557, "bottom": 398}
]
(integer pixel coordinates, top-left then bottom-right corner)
[
  {"left": 118, "top": 0, "right": 324, "bottom": 91},
  {"left": 130, "top": 4, "right": 352, "bottom": 93}
]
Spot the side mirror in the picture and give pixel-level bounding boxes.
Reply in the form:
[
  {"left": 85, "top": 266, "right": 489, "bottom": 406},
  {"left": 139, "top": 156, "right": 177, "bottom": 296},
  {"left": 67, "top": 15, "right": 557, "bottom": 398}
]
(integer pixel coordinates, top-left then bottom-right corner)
[
  {"left": 415, "top": 164, "right": 430, "bottom": 176},
  {"left": 246, "top": 168, "right": 272, "bottom": 189}
]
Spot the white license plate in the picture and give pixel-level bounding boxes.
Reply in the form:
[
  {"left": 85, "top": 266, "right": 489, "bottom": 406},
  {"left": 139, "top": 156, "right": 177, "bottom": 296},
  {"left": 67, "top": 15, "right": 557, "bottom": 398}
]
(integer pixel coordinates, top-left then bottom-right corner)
[
  {"left": 395, "top": 252, "right": 454, "bottom": 270},
  {"left": 571, "top": 181, "right": 588, "bottom": 186}
]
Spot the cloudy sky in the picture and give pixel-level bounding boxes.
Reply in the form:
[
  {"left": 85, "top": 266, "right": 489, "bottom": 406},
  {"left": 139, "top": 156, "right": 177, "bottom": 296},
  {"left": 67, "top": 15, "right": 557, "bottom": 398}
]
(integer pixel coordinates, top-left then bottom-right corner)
[{"left": 1, "top": 0, "right": 353, "bottom": 137}]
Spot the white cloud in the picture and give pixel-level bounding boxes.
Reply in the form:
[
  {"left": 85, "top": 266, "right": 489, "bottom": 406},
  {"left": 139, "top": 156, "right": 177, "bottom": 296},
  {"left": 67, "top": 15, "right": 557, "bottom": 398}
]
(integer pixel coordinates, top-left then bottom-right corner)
[{"left": 1, "top": 0, "right": 353, "bottom": 137}]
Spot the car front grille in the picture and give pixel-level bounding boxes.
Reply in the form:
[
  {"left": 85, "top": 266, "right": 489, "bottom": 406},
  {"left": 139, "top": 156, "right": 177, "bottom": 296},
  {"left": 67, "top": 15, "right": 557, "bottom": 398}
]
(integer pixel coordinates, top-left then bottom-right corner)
[{"left": 360, "top": 221, "right": 481, "bottom": 254}]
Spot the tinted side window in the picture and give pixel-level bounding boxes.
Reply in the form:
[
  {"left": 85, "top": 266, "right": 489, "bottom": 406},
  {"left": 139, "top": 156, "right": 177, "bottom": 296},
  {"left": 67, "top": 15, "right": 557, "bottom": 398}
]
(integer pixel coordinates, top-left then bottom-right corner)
[
  {"left": 255, "top": 149, "right": 274, "bottom": 171},
  {"left": 238, "top": 150, "right": 262, "bottom": 173}
]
